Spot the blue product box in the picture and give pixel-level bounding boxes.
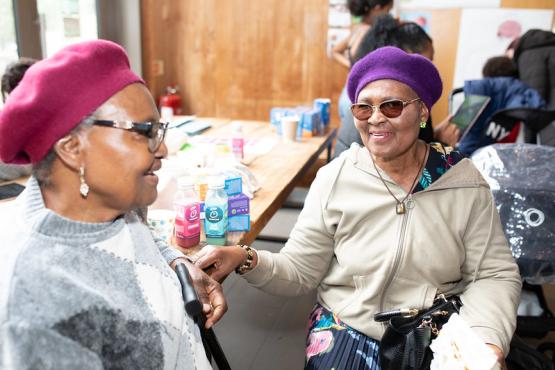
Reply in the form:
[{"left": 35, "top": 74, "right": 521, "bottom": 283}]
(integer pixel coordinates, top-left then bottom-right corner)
[
  {"left": 224, "top": 176, "right": 242, "bottom": 196},
  {"left": 301, "top": 108, "right": 322, "bottom": 137},
  {"left": 314, "top": 98, "right": 331, "bottom": 126},
  {"left": 228, "top": 214, "right": 250, "bottom": 232},
  {"left": 228, "top": 193, "right": 249, "bottom": 216},
  {"left": 270, "top": 107, "right": 285, "bottom": 135}
]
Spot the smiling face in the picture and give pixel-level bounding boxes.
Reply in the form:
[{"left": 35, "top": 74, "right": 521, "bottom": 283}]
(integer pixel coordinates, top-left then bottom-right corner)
[
  {"left": 354, "top": 79, "right": 428, "bottom": 162},
  {"left": 80, "top": 83, "right": 167, "bottom": 212}
]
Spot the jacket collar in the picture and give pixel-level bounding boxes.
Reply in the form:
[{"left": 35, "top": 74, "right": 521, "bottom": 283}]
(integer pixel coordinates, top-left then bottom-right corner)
[{"left": 344, "top": 143, "right": 489, "bottom": 190}]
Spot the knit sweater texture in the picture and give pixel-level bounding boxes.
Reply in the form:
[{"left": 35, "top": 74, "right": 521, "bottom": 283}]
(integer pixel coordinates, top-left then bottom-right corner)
[{"left": 0, "top": 177, "right": 211, "bottom": 369}]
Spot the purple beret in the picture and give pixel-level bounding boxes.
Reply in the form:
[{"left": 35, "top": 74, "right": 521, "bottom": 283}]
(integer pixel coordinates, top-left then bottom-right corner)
[
  {"left": 0, "top": 39, "right": 144, "bottom": 164},
  {"left": 347, "top": 46, "right": 442, "bottom": 109}
]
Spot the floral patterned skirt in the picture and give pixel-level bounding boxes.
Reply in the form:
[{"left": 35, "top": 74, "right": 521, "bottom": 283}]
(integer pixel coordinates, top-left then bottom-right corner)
[{"left": 305, "top": 303, "right": 381, "bottom": 370}]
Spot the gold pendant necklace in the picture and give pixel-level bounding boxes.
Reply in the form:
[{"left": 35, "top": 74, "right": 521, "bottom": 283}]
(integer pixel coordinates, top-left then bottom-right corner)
[{"left": 372, "top": 144, "right": 429, "bottom": 215}]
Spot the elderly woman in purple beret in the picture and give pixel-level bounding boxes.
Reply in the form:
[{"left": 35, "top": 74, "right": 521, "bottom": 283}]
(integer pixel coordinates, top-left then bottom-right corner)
[
  {"left": 0, "top": 40, "right": 224, "bottom": 369},
  {"left": 195, "top": 47, "right": 521, "bottom": 369}
]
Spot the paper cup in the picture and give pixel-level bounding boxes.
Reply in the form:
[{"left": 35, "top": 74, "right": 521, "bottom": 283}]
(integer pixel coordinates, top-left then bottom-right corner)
[
  {"left": 147, "top": 209, "right": 175, "bottom": 243},
  {"left": 281, "top": 116, "right": 299, "bottom": 142},
  {"left": 160, "top": 106, "right": 174, "bottom": 120}
]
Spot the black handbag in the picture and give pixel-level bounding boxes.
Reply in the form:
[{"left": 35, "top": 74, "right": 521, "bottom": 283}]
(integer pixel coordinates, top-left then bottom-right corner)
[{"left": 375, "top": 295, "right": 462, "bottom": 370}]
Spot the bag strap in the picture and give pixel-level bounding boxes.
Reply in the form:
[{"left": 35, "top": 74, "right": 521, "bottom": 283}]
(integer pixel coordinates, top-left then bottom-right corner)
[{"left": 374, "top": 295, "right": 462, "bottom": 323}]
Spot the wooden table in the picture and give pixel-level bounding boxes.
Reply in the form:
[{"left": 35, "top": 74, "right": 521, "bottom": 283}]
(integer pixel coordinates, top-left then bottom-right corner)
[
  {"left": 0, "top": 118, "right": 337, "bottom": 252},
  {"left": 172, "top": 118, "right": 336, "bottom": 253}
]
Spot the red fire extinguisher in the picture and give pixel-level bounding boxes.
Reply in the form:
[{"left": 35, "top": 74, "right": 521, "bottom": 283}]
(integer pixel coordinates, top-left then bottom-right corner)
[{"left": 159, "top": 85, "right": 182, "bottom": 115}]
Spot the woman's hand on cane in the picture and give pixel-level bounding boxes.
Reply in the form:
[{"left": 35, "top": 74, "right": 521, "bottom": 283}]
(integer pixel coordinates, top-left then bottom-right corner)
[{"left": 171, "top": 258, "right": 227, "bottom": 329}]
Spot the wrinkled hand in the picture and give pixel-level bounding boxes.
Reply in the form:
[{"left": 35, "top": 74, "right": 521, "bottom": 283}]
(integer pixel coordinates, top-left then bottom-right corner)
[
  {"left": 170, "top": 258, "right": 227, "bottom": 329},
  {"left": 434, "top": 115, "right": 460, "bottom": 147},
  {"left": 195, "top": 245, "right": 247, "bottom": 283},
  {"left": 486, "top": 343, "right": 507, "bottom": 370}
]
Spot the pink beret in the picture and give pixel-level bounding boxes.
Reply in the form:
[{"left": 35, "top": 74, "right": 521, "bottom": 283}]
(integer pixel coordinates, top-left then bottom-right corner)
[{"left": 0, "top": 39, "right": 144, "bottom": 164}]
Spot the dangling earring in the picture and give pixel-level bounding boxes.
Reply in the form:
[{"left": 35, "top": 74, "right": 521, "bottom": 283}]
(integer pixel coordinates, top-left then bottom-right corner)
[
  {"left": 79, "top": 166, "right": 89, "bottom": 198},
  {"left": 420, "top": 121, "right": 427, "bottom": 128}
]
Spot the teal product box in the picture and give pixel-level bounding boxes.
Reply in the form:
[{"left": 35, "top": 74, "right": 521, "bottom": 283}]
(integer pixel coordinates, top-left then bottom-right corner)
[
  {"left": 224, "top": 176, "right": 242, "bottom": 196},
  {"left": 228, "top": 193, "right": 249, "bottom": 216},
  {"left": 228, "top": 214, "right": 250, "bottom": 232}
]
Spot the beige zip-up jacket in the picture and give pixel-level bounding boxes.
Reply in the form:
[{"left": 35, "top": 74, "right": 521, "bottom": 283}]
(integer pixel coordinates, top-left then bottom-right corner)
[{"left": 244, "top": 143, "right": 521, "bottom": 354}]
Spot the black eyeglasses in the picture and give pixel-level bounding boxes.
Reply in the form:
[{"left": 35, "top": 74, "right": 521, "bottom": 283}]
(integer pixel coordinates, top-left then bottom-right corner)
[
  {"left": 351, "top": 98, "right": 421, "bottom": 120},
  {"left": 92, "top": 120, "right": 169, "bottom": 152}
]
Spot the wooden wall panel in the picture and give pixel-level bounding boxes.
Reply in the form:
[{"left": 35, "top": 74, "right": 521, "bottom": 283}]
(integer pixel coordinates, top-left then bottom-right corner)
[
  {"left": 429, "top": 9, "right": 462, "bottom": 123},
  {"left": 502, "top": 0, "right": 555, "bottom": 10},
  {"left": 142, "top": 0, "right": 554, "bottom": 128},
  {"left": 141, "top": 0, "right": 348, "bottom": 126}
]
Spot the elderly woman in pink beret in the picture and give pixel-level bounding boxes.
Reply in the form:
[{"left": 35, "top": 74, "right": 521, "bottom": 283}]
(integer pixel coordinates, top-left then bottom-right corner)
[
  {"left": 0, "top": 40, "right": 223, "bottom": 369},
  {"left": 195, "top": 47, "right": 521, "bottom": 369}
]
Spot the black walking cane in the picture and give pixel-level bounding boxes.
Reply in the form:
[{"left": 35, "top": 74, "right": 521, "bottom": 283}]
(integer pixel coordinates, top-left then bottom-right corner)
[{"left": 175, "top": 263, "right": 232, "bottom": 370}]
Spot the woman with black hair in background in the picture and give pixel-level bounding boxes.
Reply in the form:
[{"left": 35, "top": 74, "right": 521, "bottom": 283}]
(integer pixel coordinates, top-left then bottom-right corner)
[
  {"left": 332, "top": 0, "right": 394, "bottom": 69},
  {"left": 335, "top": 14, "right": 460, "bottom": 157},
  {"left": 0, "top": 58, "right": 37, "bottom": 180}
]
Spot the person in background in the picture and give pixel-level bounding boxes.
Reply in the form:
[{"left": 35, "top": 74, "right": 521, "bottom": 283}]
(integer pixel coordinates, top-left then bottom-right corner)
[
  {"left": 0, "top": 40, "right": 224, "bottom": 369},
  {"left": 195, "top": 47, "right": 521, "bottom": 370},
  {"left": 505, "top": 37, "right": 520, "bottom": 59},
  {"left": 513, "top": 28, "right": 555, "bottom": 145},
  {"left": 1, "top": 57, "right": 36, "bottom": 102},
  {"left": 482, "top": 56, "right": 518, "bottom": 78},
  {"left": 456, "top": 55, "right": 546, "bottom": 156},
  {"left": 0, "top": 58, "right": 37, "bottom": 181},
  {"left": 335, "top": 14, "right": 459, "bottom": 157},
  {"left": 332, "top": 0, "right": 394, "bottom": 70}
]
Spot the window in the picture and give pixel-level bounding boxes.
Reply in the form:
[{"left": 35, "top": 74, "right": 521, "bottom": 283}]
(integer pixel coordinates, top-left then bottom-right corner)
[
  {"left": 0, "top": 0, "right": 18, "bottom": 106},
  {"left": 37, "top": 0, "right": 98, "bottom": 57}
]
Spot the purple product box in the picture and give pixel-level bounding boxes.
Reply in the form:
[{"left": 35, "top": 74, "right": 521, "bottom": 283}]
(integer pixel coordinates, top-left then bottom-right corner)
[
  {"left": 228, "top": 215, "right": 250, "bottom": 232},
  {"left": 228, "top": 193, "right": 249, "bottom": 216}
]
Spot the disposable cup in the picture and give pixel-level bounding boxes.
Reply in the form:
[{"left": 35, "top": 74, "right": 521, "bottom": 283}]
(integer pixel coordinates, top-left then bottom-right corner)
[
  {"left": 281, "top": 116, "right": 299, "bottom": 142},
  {"left": 147, "top": 209, "right": 175, "bottom": 243},
  {"left": 160, "top": 106, "right": 174, "bottom": 120}
]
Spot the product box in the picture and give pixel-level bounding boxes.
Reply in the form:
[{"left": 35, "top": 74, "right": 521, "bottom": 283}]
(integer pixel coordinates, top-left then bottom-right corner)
[
  {"left": 199, "top": 202, "right": 205, "bottom": 219},
  {"left": 224, "top": 176, "right": 242, "bottom": 196},
  {"left": 314, "top": 98, "right": 331, "bottom": 127},
  {"left": 228, "top": 193, "right": 249, "bottom": 216},
  {"left": 300, "top": 108, "right": 322, "bottom": 138},
  {"left": 270, "top": 107, "right": 288, "bottom": 135},
  {"left": 228, "top": 214, "right": 250, "bottom": 232}
]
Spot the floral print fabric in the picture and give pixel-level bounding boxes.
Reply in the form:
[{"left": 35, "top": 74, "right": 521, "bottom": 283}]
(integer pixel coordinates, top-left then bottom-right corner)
[
  {"left": 413, "top": 143, "right": 465, "bottom": 193},
  {"left": 305, "top": 304, "right": 380, "bottom": 370}
]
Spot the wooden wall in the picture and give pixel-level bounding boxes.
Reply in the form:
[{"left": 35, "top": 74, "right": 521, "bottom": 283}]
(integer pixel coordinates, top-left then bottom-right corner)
[
  {"left": 141, "top": 0, "right": 554, "bottom": 127},
  {"left": 141, "top": 0, "right": 347, "bottom": 125}
]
